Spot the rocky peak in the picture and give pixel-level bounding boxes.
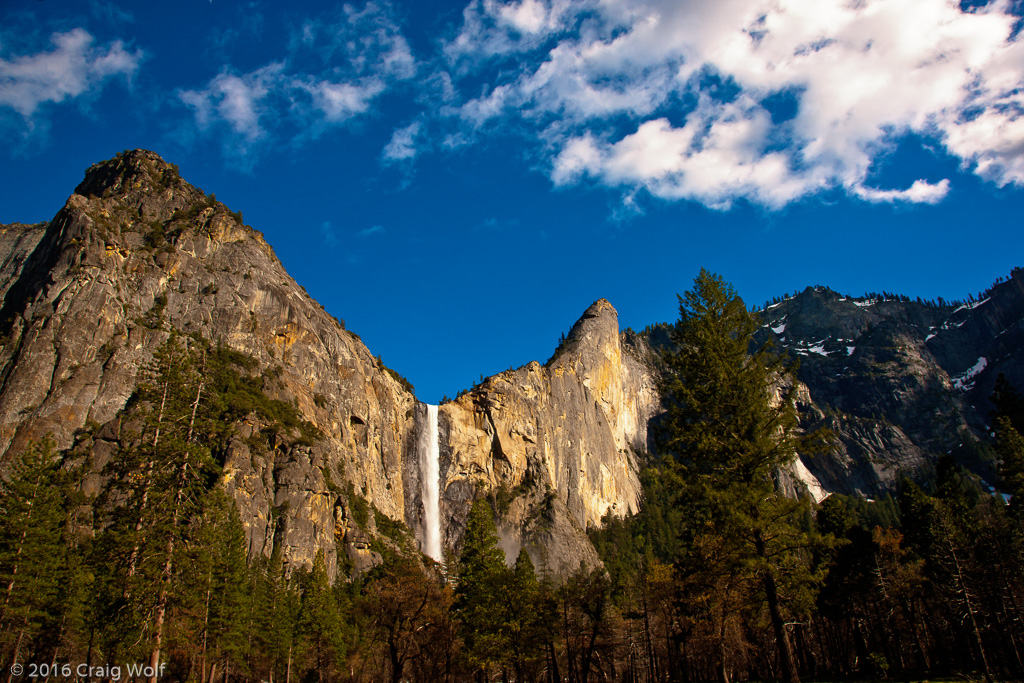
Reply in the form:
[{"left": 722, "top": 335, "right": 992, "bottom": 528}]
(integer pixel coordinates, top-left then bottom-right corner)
[
  {"left": 77, "top": 149, "right": 178, "bottom": 197},
  {"left": 0, "top": 151, "right": 423, "bottom": 579},
  {"left": 561, "top": 298, "right": 619, "bottom": 354},
  {"left": 74, "top": 149, "right": 209, "bottom": 224}
]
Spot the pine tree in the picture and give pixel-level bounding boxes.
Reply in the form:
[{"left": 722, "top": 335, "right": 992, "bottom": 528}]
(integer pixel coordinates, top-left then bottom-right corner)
[
  {"left": 504, "top": 549, "right": 544, "bottom": 681},
  {"left": 95, "top": 334, "right": 219, "bottom": 674},
  {"left": 297, "top": 551, "right": 346, "bottom": 683},
  {"left": 253, "top": 548, "right": 300, "bottom": 683},
  {"left": 454, "top": 499, "right": 508, "bottom": 678},
  {"left": 993, "top": 375, "right": 1024, "bottom": 511},
  {"left": 658, "top": 269, "right": 825, "bottom": 683},
  {"left": 0, "top": 438, "right": 69, "bottom": 671},
  {"left": 183, "top": 490, "right": 251, "bottom": 683}
]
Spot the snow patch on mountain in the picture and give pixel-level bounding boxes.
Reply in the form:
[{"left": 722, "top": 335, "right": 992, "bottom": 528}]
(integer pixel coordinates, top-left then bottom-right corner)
[{"left": 952, "top": 357, "right": 988, "bottom": 392}]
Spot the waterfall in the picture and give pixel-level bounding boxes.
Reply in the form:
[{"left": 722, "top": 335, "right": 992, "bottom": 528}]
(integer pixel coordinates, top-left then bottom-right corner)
[{"left": 418, "top": 403, "right": 442, "bottom": 562}]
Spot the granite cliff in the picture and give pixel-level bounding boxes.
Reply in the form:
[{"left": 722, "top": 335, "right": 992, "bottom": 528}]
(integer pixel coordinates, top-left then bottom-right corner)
[
  {"left": 434, "top": 298, "right": 660, "bottom": 573},
  {"left": 1, "top": 150, "right": 1021, "bottom": 579},
  {"left": 0, "top": 150, "right": 659, "bottom": 577}
]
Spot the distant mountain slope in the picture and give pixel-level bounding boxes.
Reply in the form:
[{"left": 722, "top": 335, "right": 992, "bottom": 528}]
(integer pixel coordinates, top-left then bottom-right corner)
[{"left": 751, "top": 275, "right": 1024, "bottom": 494}]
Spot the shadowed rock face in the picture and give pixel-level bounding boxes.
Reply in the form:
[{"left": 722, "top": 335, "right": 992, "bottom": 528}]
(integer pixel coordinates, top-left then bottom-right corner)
[{"left": 752, "top": 279, "right": 1024, "bottom": 494}]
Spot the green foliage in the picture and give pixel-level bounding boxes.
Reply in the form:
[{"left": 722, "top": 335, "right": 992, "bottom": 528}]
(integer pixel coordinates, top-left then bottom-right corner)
[
  {"left": 95, "top": 333, "right": 221, "bottom": 664},
  {"left": 590, "top": 461, "right": 685, "bottom": 592},
  {"left": 490, "top": 480, "right": 531, "bottom": 516},
  {"left": 204, "top": 342, "right": 322, "bottom": 447},
  {"left": 248, "top": 547, "right": 300, "bottom": 681},
  {"left": 373, "top": 506, "right": 413, "bottom": 547},
  {"left": 0, "top": 437, "right": 74, "bottom": 660},
  {"left": 297, "top": 551, "right": 348, "bottom": 681},
  {"left": 347, "top": 482, "right": 370, "bottom": 528},
  {"left": 993, "top": 375, "right": 1024, "bottom": 510},
  {"left": 179, "top": 490, "right": 252, "bottom": 679},
  {"left": 656, "top": 269, "right": 830, "bottom": 683},
  {"left": 454, "top": 499, "right": 508, "bottom": 674},
  {"left": 375, "top": 355, "right": 415, "bottom": 394}
]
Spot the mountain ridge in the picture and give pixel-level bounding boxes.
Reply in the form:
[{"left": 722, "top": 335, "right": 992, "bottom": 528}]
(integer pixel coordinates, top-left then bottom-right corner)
[{"left": 0, "top": 149, "right": 1021, "bottom": 578}]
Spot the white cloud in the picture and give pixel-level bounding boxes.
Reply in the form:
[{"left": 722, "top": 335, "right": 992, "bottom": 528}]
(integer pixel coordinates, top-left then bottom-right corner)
[
  {"left": 855, "top": 179, "right": 951, "bottom": 204},
  {"left": 382, "top": 121, "right": 422, "bottom": 161},
  {"left": 445, "top": 0, "right": 577, "bottom": 62},
  {"left": 293, "top": 1, "right": 417, "bottom": 80},
  {"left": 448, "top": 0, "right": 1024, "bottom": 208},
  {"left": 179, "top": 1, "right": 415, "bottom": 159},
  {"left": 179, "top": 64, "right": 283, "bottom": 144},
  {"left": 554, "top": 104, "right": 823, "bottom": 209},
  {"left": 0, "top": 28, "right": 142, "bottom": 121},
  {"left": 302, "top": 78, "right": 385, "bottom": 122},
  {"left": 358, "top": 224, "right": 385, "bottom": 237}
]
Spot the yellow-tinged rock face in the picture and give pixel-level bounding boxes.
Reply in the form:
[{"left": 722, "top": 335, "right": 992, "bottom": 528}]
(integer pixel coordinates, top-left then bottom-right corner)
[{"left": 434, "top": 298, "right": 661, "bottom": 574}]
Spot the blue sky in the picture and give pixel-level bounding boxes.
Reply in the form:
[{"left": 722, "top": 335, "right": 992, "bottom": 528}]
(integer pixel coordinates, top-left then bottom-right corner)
[{"left": 3, "top": 0, "right": 1024, "bottom": 403}]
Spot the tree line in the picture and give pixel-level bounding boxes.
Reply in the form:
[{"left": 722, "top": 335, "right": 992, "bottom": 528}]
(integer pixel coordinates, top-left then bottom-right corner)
[{"left": 2, "top": 271, "right": 1024, "bottom": 681}]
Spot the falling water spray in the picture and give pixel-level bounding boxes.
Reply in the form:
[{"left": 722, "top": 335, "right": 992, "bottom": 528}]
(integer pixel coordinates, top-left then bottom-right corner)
[{"left": 418, "top": 403, "right": 442, "bottom": 562}]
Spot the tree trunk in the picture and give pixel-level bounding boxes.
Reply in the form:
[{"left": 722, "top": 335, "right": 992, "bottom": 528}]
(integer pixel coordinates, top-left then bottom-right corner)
[
  {"left": 126, "top": 384, "right": 167, "bottom": 583},
  {"left": 547, "top": 641, "right": 560, "bottom": 683},
  {"left": 946, "top": 534, "right": 992, "bottom": 683},
  {"left": 717, "top": 603, "right": 731, "bottom": 683},
  {"left": 149, "top": 374, "right": 203, "bottom": 683},
  {"left": 762, "top": 570, "right": 799, "bottom": 683},
  {"left": 5, "top": 629, "right": 25, "bottom": 683}
]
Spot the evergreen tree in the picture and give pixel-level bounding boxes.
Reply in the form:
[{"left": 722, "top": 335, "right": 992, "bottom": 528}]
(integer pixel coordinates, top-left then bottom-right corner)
[
  {"left": 657, "top": 269, "right": 826, "bottom": 683},
  {"left": 95, "top": 334, "right": 218, "bottom": 675},
  {"left": 253, "top": 547, "right": 300, "bottom": 683},
  {"left": 993, "top": 375, "right": 1024, "bottom": 509},
  {"left": 183, "top": 490, "right": 251, "bottom": 683},
  {"left": 504, "top": 549, "right": 546, "bottom": 681},
  {"left": 297, "top": 551, "right": 346, "bottom": 683},
  {"left": 0, "top": 438, "right": 69, "bottom": 670},
  {"left": 454, "top": 499, "right": 508, "bottom": 678}
]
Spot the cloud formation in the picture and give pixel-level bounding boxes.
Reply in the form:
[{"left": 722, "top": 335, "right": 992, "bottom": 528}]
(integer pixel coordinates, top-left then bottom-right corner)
[
  {"left": 382, "top": 121, "right": 422, "bottom": 161},
  {"left": 0, "top": 28, "right": 141, "bottom": 125},
  {"left": 448, "top": 0, "right": 1024, "bottom": 208},
  {"left": 179, "top": 1, "right": 415, "bottom": 159}
]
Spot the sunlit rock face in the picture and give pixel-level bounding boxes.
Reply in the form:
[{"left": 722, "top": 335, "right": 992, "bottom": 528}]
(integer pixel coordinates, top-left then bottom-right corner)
[{"left": 439, "top": 299, "right": 662, "bottom": 573}]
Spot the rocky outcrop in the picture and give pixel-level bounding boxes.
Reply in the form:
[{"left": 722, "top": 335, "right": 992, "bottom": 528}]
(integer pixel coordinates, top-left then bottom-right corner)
[
  {"left": 0, "top": 223, "right": 47, "bottom": 302},
  {"left": 0, "top": 151, "right": 417, "bottom": 579},
  {"left": 434, "top": 299, "right": 661, "bottom": 573}
]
